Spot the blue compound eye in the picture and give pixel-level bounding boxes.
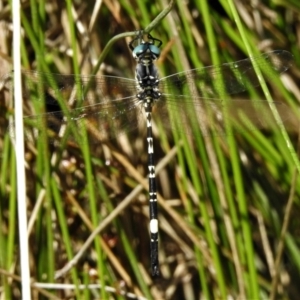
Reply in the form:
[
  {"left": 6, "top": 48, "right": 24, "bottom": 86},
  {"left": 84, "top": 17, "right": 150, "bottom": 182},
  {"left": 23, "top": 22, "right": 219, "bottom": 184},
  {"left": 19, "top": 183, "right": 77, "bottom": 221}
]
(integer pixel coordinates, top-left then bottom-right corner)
[
  {"left": 149, "top": 45, "right": 160, "bottom": 58},
  {"left": 132, "top": 44, "right": 148, "bottom": 57},
  {"left": 132, "top": 43, "right": 161, "bottom": 58}
]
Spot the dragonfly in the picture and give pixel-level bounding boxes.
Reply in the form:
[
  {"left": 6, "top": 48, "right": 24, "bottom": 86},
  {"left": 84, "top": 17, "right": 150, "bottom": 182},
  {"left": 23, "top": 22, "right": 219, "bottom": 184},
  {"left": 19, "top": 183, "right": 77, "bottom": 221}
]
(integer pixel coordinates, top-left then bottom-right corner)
[{"left": 2, "top": 33, "right": 294, "bottom": 277}]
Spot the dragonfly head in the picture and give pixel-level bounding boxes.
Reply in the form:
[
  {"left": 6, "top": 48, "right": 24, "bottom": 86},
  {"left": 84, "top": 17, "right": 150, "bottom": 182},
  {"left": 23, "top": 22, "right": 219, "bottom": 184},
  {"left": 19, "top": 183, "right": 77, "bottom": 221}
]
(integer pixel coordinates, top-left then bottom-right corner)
[{"left": 130, "top": 33, "right": 162, "bottom": 61}]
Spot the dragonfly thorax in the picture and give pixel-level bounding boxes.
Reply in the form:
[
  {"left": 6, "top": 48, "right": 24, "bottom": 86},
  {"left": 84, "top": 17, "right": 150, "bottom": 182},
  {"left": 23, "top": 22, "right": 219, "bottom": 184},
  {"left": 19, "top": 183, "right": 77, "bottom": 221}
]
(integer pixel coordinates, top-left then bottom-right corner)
[{"left": 135, "top": 61, "right": 161, "bottom": 102}]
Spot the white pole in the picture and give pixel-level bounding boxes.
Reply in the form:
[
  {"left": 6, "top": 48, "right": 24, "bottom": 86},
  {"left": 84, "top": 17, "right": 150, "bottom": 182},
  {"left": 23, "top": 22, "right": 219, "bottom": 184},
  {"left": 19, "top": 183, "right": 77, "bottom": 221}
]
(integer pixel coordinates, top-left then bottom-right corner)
[{"left": 12, "top": 0, "right": 32, "bottom": 298}]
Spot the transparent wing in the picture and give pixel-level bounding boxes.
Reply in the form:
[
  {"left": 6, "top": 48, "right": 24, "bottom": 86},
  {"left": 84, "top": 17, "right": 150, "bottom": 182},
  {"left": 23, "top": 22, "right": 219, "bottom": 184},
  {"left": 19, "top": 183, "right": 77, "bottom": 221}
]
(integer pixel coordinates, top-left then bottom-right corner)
[
  {"left": 151, "top": 95, "right": 296, "bottom": 137},
  {"left": 159, "top": 50, "right": 293, "bottom": 97},
  {"left": 3, "top": 50, "right": 295, "bottom": 144},
  {"left": 154, "top": 50, "right": 295, "bottom": 135},
  {"left": 4, "top": 72, "right": 146, "bottom": 144}
]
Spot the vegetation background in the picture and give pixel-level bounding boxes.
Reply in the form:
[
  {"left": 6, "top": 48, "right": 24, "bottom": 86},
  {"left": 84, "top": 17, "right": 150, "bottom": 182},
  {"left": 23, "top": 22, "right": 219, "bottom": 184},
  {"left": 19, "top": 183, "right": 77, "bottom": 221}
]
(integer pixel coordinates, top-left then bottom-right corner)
[{"left": 0, "top": 0, "right": 300, "bottom": 299}]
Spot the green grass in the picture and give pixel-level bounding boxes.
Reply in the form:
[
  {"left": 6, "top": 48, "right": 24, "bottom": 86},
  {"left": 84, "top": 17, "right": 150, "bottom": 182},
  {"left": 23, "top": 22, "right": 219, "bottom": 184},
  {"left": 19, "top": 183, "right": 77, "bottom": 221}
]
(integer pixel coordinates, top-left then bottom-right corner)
[{"left": 1, "top": 0, "right": 300, "bottom": 299}]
